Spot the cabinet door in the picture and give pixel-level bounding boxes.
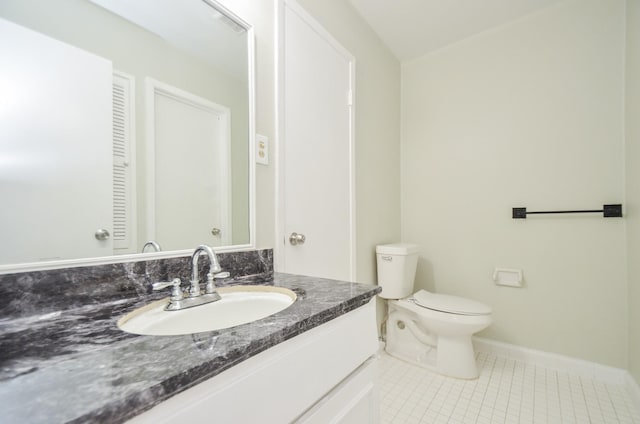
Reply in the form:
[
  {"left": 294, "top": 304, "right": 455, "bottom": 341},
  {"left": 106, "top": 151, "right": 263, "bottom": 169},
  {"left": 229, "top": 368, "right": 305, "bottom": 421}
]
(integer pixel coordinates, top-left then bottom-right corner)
[
  {"left": 127, "top": 301, "right": 379, "bottom": 424},
  {"left": 297, "top": 357, "right": 380, "bottom": 424}
]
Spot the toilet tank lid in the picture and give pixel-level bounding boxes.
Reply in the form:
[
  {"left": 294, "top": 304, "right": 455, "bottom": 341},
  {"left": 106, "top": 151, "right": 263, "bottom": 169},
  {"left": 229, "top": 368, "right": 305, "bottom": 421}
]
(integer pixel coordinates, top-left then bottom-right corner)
[
  {"left": 413, "top": 290, "right": 492, "bottom": 315},
  {"left": 376, "top": 243, "right": 420, "bottom": 255}
]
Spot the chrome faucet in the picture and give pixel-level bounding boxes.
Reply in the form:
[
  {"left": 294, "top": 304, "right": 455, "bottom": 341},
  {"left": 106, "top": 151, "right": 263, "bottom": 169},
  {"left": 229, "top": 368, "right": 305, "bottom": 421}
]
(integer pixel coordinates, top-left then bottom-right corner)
[
  {"left": 152, "top": 244, "right": 224, "bottom": 311},
  {"left": 142, "top": 240, "right": 162, "bottom": 253},
  {"left": 190, "top": 244, "right": 222, "bottom": 296}
]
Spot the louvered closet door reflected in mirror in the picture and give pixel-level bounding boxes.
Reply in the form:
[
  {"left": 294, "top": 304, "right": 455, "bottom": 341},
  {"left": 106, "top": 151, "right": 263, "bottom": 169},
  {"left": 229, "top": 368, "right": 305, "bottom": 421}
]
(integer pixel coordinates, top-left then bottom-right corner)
[{"left": 112, "top": 71, "right": 136, "bottom": 254}]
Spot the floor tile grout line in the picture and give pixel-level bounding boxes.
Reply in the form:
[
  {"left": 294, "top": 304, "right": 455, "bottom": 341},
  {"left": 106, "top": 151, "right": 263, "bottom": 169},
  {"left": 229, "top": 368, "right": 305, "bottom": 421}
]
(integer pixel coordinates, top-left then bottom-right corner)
[
  {"left": 484, "top": 355, "right": 498, "bottom": 421},
  {"left": 612, "top": 380, "right": 639, "bottom": 424},
  {"left": 575, "top": 373, "right": 593, "bottom": 424},
  {"left": 475, "top": 352, "right": 497, "bottom": 424},
  {"left": 555, "top": 368, "right": 564, "bottom": 423},
  {"left": 557, "top": 368, "right": 578, "bottom": 424},
  {"left": 603, "top": 382, "right": 623, "bottom": 423},
  {"left": 517, "top": 360, "right": 529, "bottom": 424},
  {"left": 385, "top": 361, "right": 413, "bottom": 422},
  {"left": 545, "top": 368, "right": 555, "bottom": 422},
  {"left": 418, "top": 371, "right": 446, "bottom": 422},
  {"left": 443, "top": 376, "right": 466, "bottom": 423},
  {"left": 583, "top": 375, "right": 605, "bottom": 422},
  {"left": 457, "top": 351, "right": 482, "bottom": 423},
  {"left": 497, "top": 356, "right": 516, "bottom": 424},
  {"left": 487, "top": 355, "right": 508, "bottom": 424}
]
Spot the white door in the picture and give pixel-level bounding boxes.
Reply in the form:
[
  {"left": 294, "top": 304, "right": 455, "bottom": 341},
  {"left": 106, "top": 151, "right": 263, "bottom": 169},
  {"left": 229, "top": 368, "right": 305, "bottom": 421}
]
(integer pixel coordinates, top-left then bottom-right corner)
[
  {"left": 278, "top": 1, "right": 355, "bottom": 281},
  {"left": 0, "top": 18, "right": 113, "bottom": 265},
  {"left": 146, "top": 79, "right": 231, "bottom": 250}
]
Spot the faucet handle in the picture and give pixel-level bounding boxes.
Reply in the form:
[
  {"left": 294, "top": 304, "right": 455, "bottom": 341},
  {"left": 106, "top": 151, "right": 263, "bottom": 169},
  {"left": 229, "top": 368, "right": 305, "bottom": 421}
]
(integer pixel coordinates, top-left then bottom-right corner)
[
  {"left": 152, "top": 278, "right": 184, "bottom": 301},
  {"left": 204, "top": 271, "right": 228, "bottom": 294},
  {"left": 205, "top": 273, "right": 216, "bottom": 294}
]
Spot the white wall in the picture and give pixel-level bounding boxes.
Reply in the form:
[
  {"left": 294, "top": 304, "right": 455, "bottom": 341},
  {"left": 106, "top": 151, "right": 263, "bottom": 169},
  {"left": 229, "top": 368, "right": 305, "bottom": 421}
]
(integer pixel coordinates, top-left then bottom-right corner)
[
  {"left": 401, "top": 0, "right": 627, "bottom": 367},
  {"left": 626, "top": 0, "right": 640, "bottom": 383}
]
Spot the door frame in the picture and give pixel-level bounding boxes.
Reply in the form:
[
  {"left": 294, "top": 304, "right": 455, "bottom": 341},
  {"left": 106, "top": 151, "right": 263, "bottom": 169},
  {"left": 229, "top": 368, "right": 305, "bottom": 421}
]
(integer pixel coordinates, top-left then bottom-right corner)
[
  {"left": 275, "top": 0, "right": 356, "bottom": 280},
  {"left": 145, "top": 77, "right": 232, "bottom": 247}
]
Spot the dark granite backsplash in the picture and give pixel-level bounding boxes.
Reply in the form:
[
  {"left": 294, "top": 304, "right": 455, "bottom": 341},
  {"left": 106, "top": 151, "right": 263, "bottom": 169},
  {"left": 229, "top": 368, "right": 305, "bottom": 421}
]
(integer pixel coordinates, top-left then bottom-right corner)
[{"left": 0, "top": 249, "right": 273, "bottom": 319}]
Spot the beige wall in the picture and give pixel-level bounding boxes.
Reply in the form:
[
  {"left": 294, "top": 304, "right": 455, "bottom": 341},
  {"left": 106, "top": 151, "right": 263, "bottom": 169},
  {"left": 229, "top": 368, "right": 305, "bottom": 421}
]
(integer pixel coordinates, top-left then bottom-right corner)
[
  {"left": 626, "top": 0, "right": 640, "bottom": 383},
  {"left": 226, "top": 0, "right": 401, "bottom": 287},
  {"left": 228, "top": 0, "right": 640, "bottom": 377},
  {"left": 139, "top": 0, "right": 640, "bottom": 376},
  {"left": 401, "top": 0, "right": 627, "bottom": 367}
]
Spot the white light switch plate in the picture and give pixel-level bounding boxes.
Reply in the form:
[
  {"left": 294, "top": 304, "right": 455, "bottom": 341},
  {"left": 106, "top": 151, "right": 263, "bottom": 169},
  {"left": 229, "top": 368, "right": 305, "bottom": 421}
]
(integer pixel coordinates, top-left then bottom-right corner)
[{"left": 256, "top": 134, "right": 269, "bottom": 165}]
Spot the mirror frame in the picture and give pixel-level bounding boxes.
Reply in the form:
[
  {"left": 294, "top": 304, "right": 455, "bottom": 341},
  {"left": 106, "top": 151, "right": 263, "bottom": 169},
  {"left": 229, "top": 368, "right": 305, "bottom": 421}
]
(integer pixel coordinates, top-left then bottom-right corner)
[{"left": 0, "top": 0, "right": 256, "bottom": 274}]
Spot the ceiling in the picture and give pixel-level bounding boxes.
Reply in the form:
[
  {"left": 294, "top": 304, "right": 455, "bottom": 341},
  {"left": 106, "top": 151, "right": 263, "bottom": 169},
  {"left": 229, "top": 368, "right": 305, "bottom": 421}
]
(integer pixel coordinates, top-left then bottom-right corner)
[
  {"left": 91, "top": 0, "right": 247, "bottom": 79},
  {"left": 348, "top": 0, "right": 567, "bottom": 61}
]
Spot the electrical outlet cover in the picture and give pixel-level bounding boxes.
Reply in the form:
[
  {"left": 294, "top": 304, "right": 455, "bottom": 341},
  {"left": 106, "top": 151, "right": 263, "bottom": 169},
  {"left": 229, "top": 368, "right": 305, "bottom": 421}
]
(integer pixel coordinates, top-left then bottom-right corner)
[{"left": 256, "top": 134, "right": 269, "bottom": 165}]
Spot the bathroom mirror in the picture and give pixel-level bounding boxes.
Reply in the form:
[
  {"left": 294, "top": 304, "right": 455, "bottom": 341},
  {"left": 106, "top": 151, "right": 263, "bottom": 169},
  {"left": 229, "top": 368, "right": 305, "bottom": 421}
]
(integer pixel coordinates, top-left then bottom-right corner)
[{"left": 0, "top": 0, "right": 255, "bottom": 271}]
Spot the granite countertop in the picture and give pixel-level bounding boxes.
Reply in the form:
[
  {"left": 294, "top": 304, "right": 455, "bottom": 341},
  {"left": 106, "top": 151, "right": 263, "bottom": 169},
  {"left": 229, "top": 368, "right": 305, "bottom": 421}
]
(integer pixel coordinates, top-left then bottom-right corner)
[{"left": 0, "top": 272, "right": 379, "bottom": 424}]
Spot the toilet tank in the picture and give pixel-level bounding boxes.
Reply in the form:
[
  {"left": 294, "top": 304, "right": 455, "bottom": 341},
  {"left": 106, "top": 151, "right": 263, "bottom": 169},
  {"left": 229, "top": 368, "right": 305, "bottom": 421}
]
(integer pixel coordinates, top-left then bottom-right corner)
[{"left": 376, "top": 243, "right": 420, "bottom": 299}]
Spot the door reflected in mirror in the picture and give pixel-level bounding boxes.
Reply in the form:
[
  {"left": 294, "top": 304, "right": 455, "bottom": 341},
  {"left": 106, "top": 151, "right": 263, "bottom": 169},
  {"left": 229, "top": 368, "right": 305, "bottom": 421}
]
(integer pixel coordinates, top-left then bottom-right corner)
[{"left": 0, "top": 0, "right": 254, "bottom": 269}]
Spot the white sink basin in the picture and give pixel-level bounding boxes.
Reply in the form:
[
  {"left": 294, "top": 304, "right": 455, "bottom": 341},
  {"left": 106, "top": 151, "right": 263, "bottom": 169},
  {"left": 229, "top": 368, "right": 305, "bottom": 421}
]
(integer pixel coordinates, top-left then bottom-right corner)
[{"left": 118, "top": 285, "right": 297, "bottom": 336}]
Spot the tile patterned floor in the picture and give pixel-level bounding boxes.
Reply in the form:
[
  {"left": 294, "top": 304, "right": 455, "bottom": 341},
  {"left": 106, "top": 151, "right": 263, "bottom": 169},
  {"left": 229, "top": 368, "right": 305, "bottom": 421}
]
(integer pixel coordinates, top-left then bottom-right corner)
[{"left": 378, "top": 351, "right": 640, "bottom": 424}]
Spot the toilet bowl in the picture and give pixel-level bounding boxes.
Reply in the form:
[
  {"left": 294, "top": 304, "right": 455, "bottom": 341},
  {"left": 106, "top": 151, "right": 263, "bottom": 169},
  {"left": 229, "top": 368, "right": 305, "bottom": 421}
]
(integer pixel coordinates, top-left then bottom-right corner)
[
  {"left": 376, "top": 243, "right": 492, "bottom": 379},
  {"left": 386, "top": 290, "right": 492, "bottom": 379}
]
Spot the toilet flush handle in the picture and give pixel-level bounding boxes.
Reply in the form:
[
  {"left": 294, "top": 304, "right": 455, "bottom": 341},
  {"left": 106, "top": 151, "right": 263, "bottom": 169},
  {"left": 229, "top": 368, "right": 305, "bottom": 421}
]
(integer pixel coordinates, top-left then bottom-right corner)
[{"left": 380, "top": 255, "right": 393, "bottom": 261}]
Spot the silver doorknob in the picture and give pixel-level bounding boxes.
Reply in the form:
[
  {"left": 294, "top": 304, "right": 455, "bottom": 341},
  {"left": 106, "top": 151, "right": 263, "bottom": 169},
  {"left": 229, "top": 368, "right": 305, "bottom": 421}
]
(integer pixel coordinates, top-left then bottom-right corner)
[
  {"left": 95, "top": 229, "right": 110, "bottom": 241},
  {"left": 211, "top": 228, "right": 221, "bottom": 237},
  {"left": 289, "top": 232, "right": 306, "bottom": 246}
]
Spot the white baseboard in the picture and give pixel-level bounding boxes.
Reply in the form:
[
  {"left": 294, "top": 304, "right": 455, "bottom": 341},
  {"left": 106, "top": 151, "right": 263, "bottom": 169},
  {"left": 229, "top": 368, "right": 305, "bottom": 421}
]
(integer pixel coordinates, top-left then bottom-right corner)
[{"left": 473, "top": 337, "right": 629, "bottom": 386}]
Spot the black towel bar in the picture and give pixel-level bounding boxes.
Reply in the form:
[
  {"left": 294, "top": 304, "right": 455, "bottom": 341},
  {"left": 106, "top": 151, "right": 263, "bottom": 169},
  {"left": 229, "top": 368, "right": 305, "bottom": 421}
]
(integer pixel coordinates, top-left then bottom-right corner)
[{"left": 512, "top": 204, "right": 622, "bottom": 219}]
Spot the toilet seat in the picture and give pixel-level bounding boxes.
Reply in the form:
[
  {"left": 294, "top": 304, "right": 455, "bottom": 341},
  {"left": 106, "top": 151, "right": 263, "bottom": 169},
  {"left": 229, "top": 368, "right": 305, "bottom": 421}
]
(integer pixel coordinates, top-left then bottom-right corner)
[{"left": 412, "top": 290, "right": 491, "bottom": 316}]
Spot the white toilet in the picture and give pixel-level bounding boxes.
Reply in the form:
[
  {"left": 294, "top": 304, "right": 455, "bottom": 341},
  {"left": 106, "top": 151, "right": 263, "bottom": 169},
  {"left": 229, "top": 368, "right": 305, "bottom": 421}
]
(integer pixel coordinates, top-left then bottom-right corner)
[{"left": 377, "top": 243, "right": 492, "bottom": 379}]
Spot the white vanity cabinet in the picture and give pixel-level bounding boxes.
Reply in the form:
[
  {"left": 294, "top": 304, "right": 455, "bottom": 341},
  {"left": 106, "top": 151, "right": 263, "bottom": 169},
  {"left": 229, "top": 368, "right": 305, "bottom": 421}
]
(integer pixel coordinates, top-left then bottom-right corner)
[{"left": 128, "top": 300, "right": 379, "bottom": 423}]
